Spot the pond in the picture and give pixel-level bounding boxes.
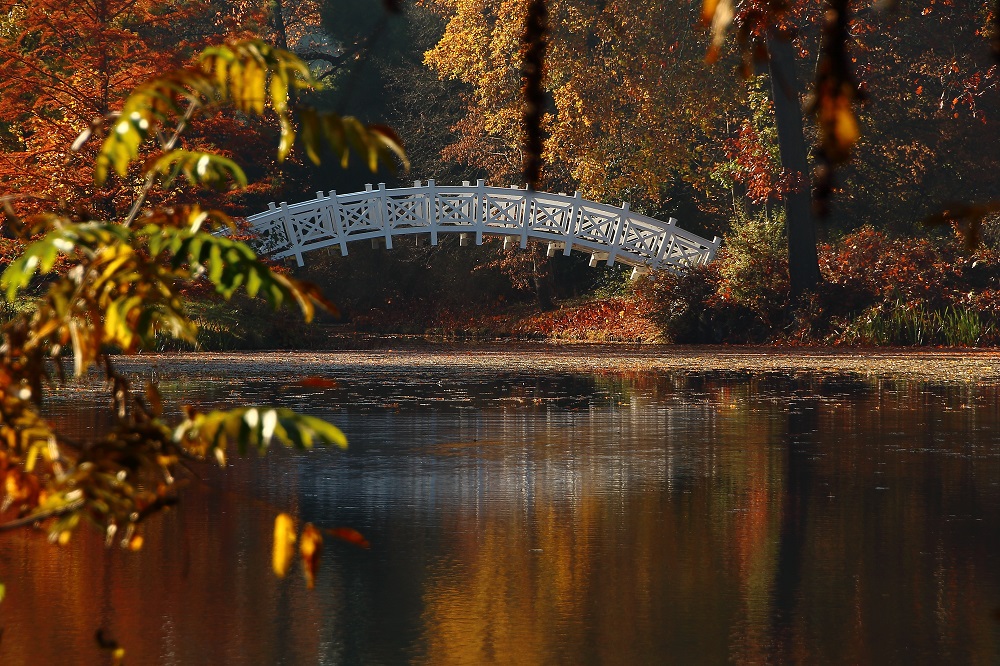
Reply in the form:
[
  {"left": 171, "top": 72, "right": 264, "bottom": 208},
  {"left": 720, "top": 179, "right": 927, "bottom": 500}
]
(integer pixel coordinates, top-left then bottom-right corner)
[{"left": 1, "top": 347, "right": 1000, "bottom": 664}]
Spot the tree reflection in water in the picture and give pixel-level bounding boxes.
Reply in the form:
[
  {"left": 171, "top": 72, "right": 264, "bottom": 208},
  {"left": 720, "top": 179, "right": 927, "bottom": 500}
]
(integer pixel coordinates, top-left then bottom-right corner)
[{"left": 0, "top": 360, "right": 998, "bottom": 664}]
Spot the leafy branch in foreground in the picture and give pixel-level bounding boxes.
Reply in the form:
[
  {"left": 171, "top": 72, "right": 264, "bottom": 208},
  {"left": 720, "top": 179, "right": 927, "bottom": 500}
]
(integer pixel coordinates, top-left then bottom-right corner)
[
  {"left": 70, "top": 39, "right": 408, "bottom": 228},
  {"left": 0, "top": 205, "right": 344, "bottom": 546},
  {"left": 85, "top": 39, "right": 408, "bottom": 189},
  {"left": 0, "top": 39, "right": 403, "bottom": 606}
]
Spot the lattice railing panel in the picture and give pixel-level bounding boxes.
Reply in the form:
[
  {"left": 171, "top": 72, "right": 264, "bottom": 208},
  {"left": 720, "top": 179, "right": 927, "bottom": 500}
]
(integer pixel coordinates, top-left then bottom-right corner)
[
  {"left": 385, "top": 195, "right": 428, "bottom": 229},
  {"left": 574, "top": 207, "right": 620, "bottom": 245},
  {"left": 339, "top": 200, "right": 379, "bottom": 235},
  {"left": 435, "top": 193, "right": 478, "bottom": 227},
  {"left": 530, "top": 198, "right": 574, "bottom": 235},
  {"left": 483, "top": 193, "right": 523, "bottom": 230}
]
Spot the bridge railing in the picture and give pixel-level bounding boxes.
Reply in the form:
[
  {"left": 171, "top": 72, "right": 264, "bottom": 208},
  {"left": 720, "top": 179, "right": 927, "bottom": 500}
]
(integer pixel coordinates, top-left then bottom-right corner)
[{"left": 245, "top": 180, "right": 720, "bottom": 273}]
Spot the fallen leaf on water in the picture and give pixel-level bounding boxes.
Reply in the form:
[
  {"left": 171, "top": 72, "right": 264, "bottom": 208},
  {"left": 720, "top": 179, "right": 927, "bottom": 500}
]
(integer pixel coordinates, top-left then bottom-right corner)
[
  {"left": 327, "top": 527, "right": 370, "bottom": 549},
  {"left": 295, "top": 376, "right": 338, "bottom": 389}
]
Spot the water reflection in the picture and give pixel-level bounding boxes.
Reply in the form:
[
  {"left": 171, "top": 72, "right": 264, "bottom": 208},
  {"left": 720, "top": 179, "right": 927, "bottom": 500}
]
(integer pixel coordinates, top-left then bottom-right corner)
[{"left": 2, "top": 360, "right": 1000, "bottom": 664}]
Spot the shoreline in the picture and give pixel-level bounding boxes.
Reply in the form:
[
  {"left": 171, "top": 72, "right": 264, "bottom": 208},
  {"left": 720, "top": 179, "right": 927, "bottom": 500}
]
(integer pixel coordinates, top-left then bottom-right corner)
[{"left": 110, "top": 344, "right": 1000, "bottom": 383}]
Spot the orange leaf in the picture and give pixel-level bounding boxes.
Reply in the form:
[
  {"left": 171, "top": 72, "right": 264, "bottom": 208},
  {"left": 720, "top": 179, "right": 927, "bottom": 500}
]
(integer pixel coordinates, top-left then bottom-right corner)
[
  {"left": 701, "top": 0, "right": 719, "bottom": 26},
  {"left": 300, "top": 523, "right": 323, "bottom": 589}
]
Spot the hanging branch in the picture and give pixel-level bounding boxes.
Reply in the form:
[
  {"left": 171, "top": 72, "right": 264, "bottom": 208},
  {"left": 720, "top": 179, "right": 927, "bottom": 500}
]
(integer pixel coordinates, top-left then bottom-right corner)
[
  {"left": 521, "top": 0, "right": 548, "bottom": 191},
  {"left": 811, "top": 0, "right": 864, "bottom": 218},
  {"left": 993, "top": 0, "right": 1000, "bottom": 63}
]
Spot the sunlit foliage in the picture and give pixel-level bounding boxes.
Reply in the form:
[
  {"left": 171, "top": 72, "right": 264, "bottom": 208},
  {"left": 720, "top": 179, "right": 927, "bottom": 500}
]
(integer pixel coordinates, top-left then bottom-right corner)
[{"left": 0, "top": 40, "right": 406, "bottom": 603}]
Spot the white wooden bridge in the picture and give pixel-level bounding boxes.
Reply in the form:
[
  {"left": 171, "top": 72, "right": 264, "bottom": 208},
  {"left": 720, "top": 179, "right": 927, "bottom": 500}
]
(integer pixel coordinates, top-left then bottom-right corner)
[{"left": 246, "top": 180, "right": 720, "bottom": 277}]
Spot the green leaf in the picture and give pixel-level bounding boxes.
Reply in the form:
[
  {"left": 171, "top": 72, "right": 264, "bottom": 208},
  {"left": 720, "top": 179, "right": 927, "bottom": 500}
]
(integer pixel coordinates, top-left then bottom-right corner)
[
  {"left": 147, "top": 150, "right": 247, "bottom": 189},
  {"left": 88, "top": 40, "right": 406, "bottom": 182},
  {"left": 176, "top": 407, "right": 348, "bottom": 456},
  {"left": 1, "top": 223, "right": 129, "bottom": 300}
]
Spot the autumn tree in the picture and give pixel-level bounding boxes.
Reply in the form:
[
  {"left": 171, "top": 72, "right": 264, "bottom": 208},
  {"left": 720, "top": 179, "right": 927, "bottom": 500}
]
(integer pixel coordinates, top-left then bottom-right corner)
[
  {"left": 423, "top": 0, "right": 740, "bottom": 213},
  {"left": 705, "top": 0, "right": 1000, "bottom": 245},
  {"left": 835, "top": 1, "right": 1000, "bottom": 233},
  {"left": 0, "top": 0, "right": 264, "bottom": 220}
]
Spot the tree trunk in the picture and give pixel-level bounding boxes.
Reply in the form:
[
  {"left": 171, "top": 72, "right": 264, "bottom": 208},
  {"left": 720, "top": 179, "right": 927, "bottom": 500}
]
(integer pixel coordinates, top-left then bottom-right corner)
[
  {"left": 766, "top": 34, "right": 821, "bottom": 299},
  {"left": 268, "top": 0, "right": 289, "bottom": 51},
  {"left": 531, "top": 243, "right": 555, "bottom": 311}
]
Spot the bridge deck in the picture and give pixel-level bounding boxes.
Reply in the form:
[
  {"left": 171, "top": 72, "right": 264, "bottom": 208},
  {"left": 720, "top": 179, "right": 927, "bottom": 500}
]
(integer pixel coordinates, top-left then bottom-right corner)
[{"left": 246, "top": 180, "right": 719, "bottom": 275}]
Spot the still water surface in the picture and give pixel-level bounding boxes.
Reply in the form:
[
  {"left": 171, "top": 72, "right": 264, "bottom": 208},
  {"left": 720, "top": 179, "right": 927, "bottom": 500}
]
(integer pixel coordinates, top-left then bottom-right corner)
[{"left": 2, "top": 351, "right": 1000, "bottom": 664}]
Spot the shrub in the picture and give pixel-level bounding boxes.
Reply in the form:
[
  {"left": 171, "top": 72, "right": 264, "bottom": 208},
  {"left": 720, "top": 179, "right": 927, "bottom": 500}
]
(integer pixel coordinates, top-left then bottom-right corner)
[{"left": 639, "top": 224, "right": 1000, "bottom": 346}]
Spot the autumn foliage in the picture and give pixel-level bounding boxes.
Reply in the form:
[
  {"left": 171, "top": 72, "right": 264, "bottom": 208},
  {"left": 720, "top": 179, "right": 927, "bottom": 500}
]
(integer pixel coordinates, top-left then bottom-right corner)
[
  {"left": 0, "top": 0, "right": 263, "bottom": 217},
  {"left": 642, "top": 226, "right": 1000, "bottom": 346}
]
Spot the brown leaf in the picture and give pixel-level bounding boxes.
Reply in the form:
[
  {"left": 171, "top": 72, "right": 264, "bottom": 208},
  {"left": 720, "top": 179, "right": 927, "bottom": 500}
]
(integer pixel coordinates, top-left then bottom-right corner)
[
  {"left": 818, "top": 92, "right": 860, "bottom": 163},
  {"left": 145, "top": 381, "right": 162, "bottom": 417},
  {"left": 701, "top": 0, "right": 720, "bottom": 26}
]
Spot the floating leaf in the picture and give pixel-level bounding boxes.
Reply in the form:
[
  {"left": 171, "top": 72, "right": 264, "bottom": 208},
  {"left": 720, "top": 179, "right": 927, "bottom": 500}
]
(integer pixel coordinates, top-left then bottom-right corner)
[
  {"left": 295, "top": 376, "right": 338, "bottom": 389},
  {"left": 327, "top": 527, "right": 370, "bottom": 549}
]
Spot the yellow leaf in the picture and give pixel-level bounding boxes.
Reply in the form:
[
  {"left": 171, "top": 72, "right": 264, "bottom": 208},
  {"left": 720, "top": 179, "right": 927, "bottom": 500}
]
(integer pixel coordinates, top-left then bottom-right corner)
[
  {"left": 272, "top": 513, "right": 297, "bottom": 577},
  {"left": 270, "top": 71, "right": 288, "bottom": 114}
]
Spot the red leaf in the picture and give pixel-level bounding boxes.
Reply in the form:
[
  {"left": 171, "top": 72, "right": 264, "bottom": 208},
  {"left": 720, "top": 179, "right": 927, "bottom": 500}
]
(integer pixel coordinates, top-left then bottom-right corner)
[
  {"left": 327, "top": 527, "right": 370, "bottom": 549},
  {"left": 295, "top": 376, "right": 339, "bottom": 389}
]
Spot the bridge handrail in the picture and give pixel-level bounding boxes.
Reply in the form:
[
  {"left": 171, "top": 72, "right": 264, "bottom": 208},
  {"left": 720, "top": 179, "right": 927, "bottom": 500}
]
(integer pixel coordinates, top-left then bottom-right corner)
[{"left": 246, "top": 180, "right": 720, "bottom": 273}]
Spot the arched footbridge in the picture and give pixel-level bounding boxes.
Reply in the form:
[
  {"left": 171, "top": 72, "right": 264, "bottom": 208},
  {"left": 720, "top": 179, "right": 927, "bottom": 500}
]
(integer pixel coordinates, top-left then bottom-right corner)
[{"left": 246, "top": 180, "right": 720, "bottom": 277}]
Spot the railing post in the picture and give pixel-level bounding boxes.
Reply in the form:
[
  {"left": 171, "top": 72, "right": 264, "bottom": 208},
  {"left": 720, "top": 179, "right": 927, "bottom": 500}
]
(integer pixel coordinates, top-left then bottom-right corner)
[
  {"left": 606, "top": 201, "right": 628, "bottom": 266},
  {"left": 520, "top": 185, "right": 531, "bottom": 249},
  {"left": 706, "top": 236, "right": 722, "bottom": 263},
  {"left": 325, "top": 190, "right": 347, "bottom": 256},
  {"left": 475, "top": 179, "right": 486, "bottom": 245},
  {"left": 655, "top": 218, "right": 678, "bottom": 269},
  {"left": 378, "top": 182, "right": 392, "bottom": 250},
  {"left": 426, "top": 179, "right": 438, "bottom": 246},
  {"left": 564, "top": 191, "right": 581, "bottom": 256}
]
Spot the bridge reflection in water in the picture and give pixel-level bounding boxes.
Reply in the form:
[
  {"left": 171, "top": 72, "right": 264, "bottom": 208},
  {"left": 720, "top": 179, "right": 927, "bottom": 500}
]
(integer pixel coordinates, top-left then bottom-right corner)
[{"left": 246, "top": 180, "right": 720, "bottom": 277}]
